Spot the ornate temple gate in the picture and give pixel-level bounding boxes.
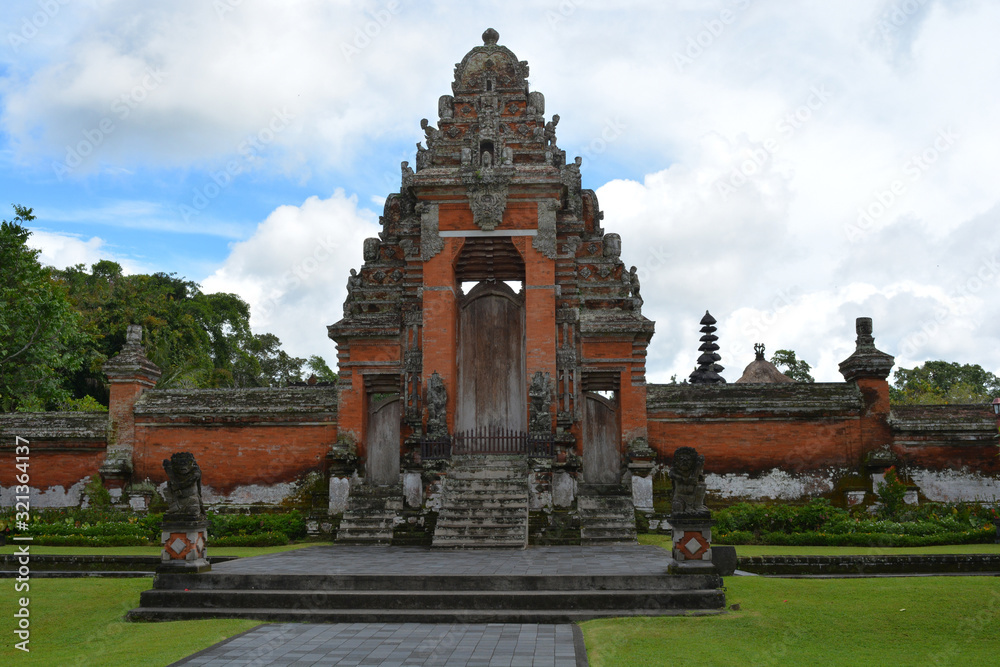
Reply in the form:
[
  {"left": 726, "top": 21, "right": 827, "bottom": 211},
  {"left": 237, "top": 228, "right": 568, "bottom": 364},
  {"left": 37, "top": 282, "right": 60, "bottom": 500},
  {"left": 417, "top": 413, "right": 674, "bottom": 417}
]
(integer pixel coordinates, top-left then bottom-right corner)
[
  {"left": 583, "top": 392, "right": 620, "bottom": 484},
  {"left": 366, "top": 395, "right": 400, "bottom": 485},
  {"left": 455, "top": 282, "right": 527, "bottom": 436}
]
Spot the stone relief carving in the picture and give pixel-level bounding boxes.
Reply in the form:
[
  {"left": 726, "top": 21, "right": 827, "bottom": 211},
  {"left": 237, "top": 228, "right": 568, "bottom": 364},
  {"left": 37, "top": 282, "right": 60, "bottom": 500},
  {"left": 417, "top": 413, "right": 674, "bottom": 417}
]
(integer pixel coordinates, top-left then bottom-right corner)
[
  {"left": 162, "top": 452, "right": 205, "bottom": 518},
  {"left": 669, "top": 446, "right": 708, "bottom": 516},
  {"left": 528, "top": 371, "right": 554, "bottom": 434},
  {"left": 603, "top": 234, "right": 621, "bottom": 259},
  {"left": 438, "top": 94, "right": 454, "bottom": 120},
  {"left": 462, "top": 168, "right": 512, "bottom": 231},
  {"left": 426, "top": 371, "right": 448, "bottom": 438},
  {"left": 401, "top": 161, "right": 414, "bottom": 189},
  {"left": 363, "top": 238, "right": 381, "bottom": 262},
  {"left": 343, "top": 268, "right": 362, "bottom": 316},
  {"left": 532, "top": 199, "right": 558, "bottom": 259},
  {"left": 418, "top": 202, "right": 444, "bottom": 260},
  {"left": 543, "top": 114, "right": 560, "bottom": 147},
  {"left": 420, "top": 118, "right": 439, "bottom": 149}
]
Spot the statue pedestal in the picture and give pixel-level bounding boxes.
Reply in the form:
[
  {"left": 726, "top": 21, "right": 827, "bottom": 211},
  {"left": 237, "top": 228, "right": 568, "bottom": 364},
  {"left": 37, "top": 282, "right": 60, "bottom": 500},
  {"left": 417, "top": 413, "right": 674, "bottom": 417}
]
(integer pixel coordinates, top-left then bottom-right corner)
[
  {"left": 158, "top": 516, "right": 210, "bottom": 573},
  {"left": 668, "top": 514, "right": 715, "bottom": 574}
]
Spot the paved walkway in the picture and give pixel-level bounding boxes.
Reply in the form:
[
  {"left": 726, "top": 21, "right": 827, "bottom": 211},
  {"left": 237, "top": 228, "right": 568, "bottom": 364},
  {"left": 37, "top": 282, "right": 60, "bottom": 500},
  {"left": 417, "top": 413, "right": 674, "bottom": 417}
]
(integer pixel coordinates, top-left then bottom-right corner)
[
  {"left": 209, "top": 544, "right": 671, "bottom": 576},
  {"left": 172, "top": 622, "right": 586, "bottom": 666}
]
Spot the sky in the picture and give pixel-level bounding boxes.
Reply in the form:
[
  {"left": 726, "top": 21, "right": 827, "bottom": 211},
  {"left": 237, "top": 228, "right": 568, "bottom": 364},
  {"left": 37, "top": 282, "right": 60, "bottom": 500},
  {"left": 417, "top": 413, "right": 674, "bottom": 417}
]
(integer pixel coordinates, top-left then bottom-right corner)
[{"left": 2, "top": 0, "right": 999, "bottom": 384}]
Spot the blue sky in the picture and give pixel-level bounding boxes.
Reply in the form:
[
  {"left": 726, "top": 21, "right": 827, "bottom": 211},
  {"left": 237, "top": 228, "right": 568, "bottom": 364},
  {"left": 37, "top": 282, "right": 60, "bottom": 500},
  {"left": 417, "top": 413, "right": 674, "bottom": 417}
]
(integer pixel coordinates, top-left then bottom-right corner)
[{"left": 3, "top": 0, "right": 999, "bottom": 383}]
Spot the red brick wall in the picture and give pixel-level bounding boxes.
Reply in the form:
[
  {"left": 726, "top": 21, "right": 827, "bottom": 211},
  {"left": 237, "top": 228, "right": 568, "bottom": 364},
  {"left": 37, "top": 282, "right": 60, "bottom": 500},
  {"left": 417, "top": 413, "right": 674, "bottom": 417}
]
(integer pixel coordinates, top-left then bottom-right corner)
[
  {"left": 134, "top": 422, "right": 337, "bottom": 494},
  {"left": 648, "top": 417, "right": 861, "bottom": 474},
  {"left": 0, "top": 443, "right": 105, "bottom": 489}
]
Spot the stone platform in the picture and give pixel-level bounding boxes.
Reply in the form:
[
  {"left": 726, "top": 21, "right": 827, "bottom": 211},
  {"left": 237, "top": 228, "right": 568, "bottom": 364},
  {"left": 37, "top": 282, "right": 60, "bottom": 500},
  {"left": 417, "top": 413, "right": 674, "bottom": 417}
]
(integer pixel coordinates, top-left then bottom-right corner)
[{"left": 129, "top": 544, "right": 725, "bottom": 623}]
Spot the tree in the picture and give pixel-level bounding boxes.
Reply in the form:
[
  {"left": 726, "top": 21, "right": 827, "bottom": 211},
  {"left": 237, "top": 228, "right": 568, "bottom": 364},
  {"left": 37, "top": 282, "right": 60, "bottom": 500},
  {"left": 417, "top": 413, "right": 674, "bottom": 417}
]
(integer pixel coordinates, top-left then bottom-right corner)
[
  {"left": 770, "top": 349, "right": 814, "bottom": 383},
  {"left": 306, "top": 355, "right": 337, "bottom": 382},
  {"left": 231, "top": 333, "right": 305, "bottom": 387},
  {"left": 0, "top": 205, "right": 86, "bottom": 411},
  {"left": 53, "top": 261, "right": 305, "bottom": 397},
  {"left": 890, "top": 361, "right": 1000, "bottom": 405}
]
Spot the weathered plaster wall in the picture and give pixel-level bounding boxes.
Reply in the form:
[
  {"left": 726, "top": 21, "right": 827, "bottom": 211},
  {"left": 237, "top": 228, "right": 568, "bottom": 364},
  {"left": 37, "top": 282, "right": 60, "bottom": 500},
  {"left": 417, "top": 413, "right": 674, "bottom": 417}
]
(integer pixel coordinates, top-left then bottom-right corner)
[{"left": 0, "top": 413, "right": 107, "bottom": 507}]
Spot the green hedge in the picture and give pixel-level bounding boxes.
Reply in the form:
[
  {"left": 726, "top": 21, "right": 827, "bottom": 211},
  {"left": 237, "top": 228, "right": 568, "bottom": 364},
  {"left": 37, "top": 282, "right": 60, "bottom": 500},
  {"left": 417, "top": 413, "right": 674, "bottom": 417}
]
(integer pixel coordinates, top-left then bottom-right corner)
[
  {"left": 4, "top": 508, "right": 308, "bottom": 546},
  {"left": 712, "top": 499, "right": 997, "bottom": 546},
  {"left": 718, "top": 527, "right": 995, "bottom": 547},
  {"left": 211, "top": 532, "right": 291, "bottom": 547}
]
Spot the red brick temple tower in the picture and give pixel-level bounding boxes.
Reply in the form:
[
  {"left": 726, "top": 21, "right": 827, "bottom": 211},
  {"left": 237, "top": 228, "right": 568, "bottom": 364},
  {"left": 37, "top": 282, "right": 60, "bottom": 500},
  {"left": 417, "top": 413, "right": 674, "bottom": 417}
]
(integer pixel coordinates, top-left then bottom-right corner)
[{"left": 329, "top": 29, "right": 654, "bottom": 546}]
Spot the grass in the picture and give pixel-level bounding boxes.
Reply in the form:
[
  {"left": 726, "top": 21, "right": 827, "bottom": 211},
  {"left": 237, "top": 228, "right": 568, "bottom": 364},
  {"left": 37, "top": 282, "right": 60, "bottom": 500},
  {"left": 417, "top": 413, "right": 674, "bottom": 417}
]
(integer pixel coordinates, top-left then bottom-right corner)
[
  {"left": 0, "top": 542, "right": 320, "bottom": 558},
  {"left": 582, "top": 576, "right": 1000, "bottom": 666},
  {"left": 638, "top": 533, "right": 1000, "bottom": 555},
  {"left": 0, "top": 578, "right": 259, "bottom": 666},
  {"left": 2, "top": 561, "right": 998, "bottom": 665}
]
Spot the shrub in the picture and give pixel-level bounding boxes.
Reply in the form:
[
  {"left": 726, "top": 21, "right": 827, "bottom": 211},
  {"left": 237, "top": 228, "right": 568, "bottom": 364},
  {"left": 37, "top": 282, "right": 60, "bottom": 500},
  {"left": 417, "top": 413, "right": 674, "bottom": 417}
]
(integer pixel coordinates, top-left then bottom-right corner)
[
  {"left": 876, "top": 466, "right": 908, "bottom": 519},
  {"left": 83, "top": 475, "right": 113, "bottom": 509},
  {"left": 211, "top": 532, "right": 290, "bottom": 547}
]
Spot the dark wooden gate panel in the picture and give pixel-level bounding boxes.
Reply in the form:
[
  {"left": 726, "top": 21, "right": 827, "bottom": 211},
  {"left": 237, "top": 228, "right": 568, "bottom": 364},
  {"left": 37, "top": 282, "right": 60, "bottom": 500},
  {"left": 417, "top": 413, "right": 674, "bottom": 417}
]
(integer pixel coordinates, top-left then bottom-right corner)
[
  {"left": 456, "top": 283, "right": 526, "bottom": 433},
  {"left": 366, "top": 396, "right": 400, "bottom": 485},
  {"left": 583, "top": 393, "right": 620, "bottom": 484}
]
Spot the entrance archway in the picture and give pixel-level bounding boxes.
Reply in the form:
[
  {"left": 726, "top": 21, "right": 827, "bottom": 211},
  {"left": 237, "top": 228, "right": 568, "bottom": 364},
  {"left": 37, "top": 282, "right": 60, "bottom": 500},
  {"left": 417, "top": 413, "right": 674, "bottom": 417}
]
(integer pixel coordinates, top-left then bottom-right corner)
[{"left": 455, "top": 281, "right": 527, "bottom": 433}]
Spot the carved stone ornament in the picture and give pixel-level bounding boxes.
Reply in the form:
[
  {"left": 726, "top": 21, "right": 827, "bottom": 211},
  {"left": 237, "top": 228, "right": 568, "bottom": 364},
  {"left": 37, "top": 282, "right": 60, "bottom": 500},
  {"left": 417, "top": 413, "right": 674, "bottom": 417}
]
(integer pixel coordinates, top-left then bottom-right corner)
[
  {"left": 363, "top": 237, "right": 381, "bottom": 262},
  {"left": 528, "top": 370, "right": 554, "bottom": 434},
  {"left": 533, "top": 199, "right": 558, "bottom": 259},
  {"left": 462, "top": 167, "right": 513, "bottom": 231},
  {"left": 669, "top": 446, "right": 709, "bottom": 517},
  {"left": 426, "top": 372, "right": 448, "bottom": 438},
  {"left": 162, "top": 452, "right": 205, "bottom": 518}
]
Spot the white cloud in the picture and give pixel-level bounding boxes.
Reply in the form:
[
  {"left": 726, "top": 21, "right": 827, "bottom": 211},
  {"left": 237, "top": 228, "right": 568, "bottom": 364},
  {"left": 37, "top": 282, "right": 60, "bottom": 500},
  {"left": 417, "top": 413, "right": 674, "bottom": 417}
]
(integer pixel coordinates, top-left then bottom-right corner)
[
  {"left": 28, "top": 230, "right": 108, "bottom": 269},
  {"left": 201, "top": 190, "right": 381, "bottom": 363},
  {"left": 4, "top": 0, "right": 1000, "bottom": 381}
]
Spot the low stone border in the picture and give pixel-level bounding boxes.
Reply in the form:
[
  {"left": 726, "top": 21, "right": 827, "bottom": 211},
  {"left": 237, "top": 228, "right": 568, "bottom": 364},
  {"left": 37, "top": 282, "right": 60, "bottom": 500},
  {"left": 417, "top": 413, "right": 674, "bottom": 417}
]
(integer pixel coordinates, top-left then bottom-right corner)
[
  {"left": 738, "top": 554, "right": 1000, "bottom": 576},
  {"left": 0, "top": 554, "right": 238, "bottom": 577}
]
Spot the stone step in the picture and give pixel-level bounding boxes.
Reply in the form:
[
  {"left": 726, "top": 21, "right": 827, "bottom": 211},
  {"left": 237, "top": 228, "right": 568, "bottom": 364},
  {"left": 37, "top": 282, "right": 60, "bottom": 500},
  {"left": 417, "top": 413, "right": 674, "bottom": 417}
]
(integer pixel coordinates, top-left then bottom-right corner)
[
  {"left": 437, "top": 498, "right": 528, "bottom": 509},
  {"left": 137, "top": 588, "right": 721, "bottom": 612},
  {"left": 128, "top": 604, "right": 725, "bottom": 623},
  {"left": 153, "top": 573, "right": 723, "bottom": 592},
  {"left": 436, "top": 512, "right": 527, "bottom": 523}
]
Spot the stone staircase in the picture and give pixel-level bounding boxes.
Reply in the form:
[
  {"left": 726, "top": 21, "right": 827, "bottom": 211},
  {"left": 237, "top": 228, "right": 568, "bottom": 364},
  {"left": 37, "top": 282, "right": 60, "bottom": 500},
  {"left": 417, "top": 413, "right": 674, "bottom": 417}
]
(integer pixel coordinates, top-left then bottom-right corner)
[
  {"left": 129, "top": 570, "right": 725, "bottom": 623},
  {"left": 577, "top": 484, "right": 638, "bottom": 545},
  {"left": 335, "top": 485, "right": 402, "bottom": 546},
  {"left": 432, "top": 455, "right": 529, "bottom": 548}
]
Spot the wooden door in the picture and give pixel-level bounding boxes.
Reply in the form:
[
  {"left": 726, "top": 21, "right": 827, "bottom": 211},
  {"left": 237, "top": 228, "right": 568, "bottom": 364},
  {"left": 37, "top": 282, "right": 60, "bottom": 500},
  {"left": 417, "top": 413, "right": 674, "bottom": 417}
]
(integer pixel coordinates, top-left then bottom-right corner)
[
  {"left": 366, "top": 395, "right": 400, "bottom": 485},
  {"left": 456, "top": 282, "right": 527, "bottom": 434},
  {"left": 583, "top": 392, "right": 620, "bottom": 484}
]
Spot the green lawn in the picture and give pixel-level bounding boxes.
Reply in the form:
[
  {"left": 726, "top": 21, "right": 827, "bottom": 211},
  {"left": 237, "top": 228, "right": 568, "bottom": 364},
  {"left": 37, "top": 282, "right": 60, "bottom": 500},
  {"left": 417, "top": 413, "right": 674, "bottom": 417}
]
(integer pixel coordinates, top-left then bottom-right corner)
[
  {"left": 638, "top": 533, "right": 1000, "bottom": 555},
  {"left": 583, "top": 577, "right": 1000, "bottom": 666},
  {"left": 0, "top": 578, "right": 259, "bottom": 666},
  {"left": 2, "top": 573, "right": 997, "bottom": 666}
]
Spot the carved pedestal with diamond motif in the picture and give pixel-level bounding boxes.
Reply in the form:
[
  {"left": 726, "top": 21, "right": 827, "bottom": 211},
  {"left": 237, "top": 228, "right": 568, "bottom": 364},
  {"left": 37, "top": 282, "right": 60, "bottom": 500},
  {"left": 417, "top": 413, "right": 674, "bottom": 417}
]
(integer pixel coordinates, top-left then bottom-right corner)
[
  {"left": 158, "top": 517, "right": 210, "bottom": 573},
  {"left": 669, "top": 515, "right": 715, "bottom": 574}
]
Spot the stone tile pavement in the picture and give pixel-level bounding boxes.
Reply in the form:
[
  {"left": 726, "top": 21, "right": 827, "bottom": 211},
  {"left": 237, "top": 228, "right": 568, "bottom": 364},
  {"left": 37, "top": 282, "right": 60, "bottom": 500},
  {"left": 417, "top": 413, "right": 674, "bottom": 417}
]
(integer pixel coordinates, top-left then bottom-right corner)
[{"left": 171, "top": 622, "right": 586, "bottom": 666}]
